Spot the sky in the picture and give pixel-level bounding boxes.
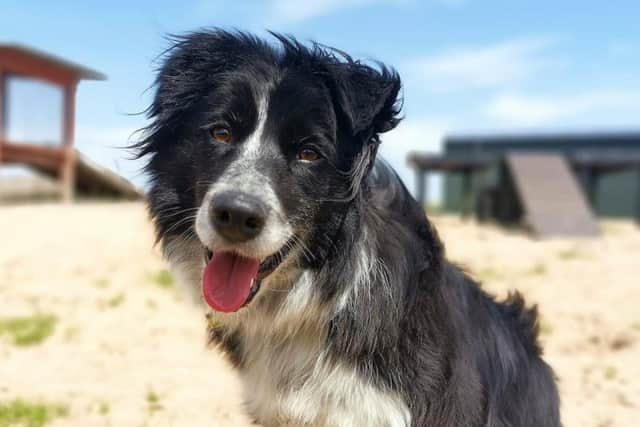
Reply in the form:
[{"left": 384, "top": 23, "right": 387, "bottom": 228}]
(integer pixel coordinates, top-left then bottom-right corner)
[{"left": 1, "top": 0, "right": 639, "bottom": 200}]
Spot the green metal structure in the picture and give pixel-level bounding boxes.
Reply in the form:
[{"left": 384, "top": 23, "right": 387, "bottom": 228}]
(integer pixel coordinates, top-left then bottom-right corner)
[{"left": 409, "top": 132, "right": 640, "bottom": 223}]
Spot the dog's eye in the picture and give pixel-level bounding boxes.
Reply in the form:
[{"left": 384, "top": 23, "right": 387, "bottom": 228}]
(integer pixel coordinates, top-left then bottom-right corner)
[
  {"left": 297, "top": 149, "right": 321, "bottom": 162},
  {"left": 210, "top": 126, "right": 232, "bottom": 144}
]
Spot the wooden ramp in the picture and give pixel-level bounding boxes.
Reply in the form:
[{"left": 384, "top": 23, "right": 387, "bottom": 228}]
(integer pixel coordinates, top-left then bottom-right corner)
[
  {"left": 506, "top": 153, "right": 599, "bottom": 237},
  {"left": 1, "top": 145, "right": 143, "bottom": 201}
]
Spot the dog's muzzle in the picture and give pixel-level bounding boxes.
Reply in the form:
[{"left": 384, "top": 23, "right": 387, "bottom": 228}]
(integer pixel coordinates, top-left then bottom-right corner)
[
  {"left": 210, "top": 191, "right": 269, "bottom": 243},
  {"left": 198, "top": 190, "right": 293, "bottom": 313}
]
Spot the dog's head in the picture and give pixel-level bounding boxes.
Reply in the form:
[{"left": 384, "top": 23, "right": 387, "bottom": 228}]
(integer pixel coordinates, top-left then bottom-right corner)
[{"left": 137, "top": 30, "right": 401, "bottom": 313}]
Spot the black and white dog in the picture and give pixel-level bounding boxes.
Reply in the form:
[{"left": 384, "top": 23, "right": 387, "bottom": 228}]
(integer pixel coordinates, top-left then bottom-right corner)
[{"left": 136, "top": 30, "right": 560, "bottom": 426}]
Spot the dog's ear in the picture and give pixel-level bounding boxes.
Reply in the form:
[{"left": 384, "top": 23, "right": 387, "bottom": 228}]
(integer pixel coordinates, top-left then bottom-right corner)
[{"left": 330, "top": 61, "right": 402, "bottom": 142}]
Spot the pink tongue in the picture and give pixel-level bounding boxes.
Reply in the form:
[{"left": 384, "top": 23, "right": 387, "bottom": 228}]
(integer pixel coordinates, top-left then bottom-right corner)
[{"left": 202, "top": 252, "right": 260, "bottom": 313}]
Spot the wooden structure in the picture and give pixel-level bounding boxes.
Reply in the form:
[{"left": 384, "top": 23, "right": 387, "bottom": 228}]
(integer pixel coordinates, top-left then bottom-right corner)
[
  {"left": 504, "top": 154, "right": 599, "bottom": 237},
  {"left": 407, "top": 154, "right": 491, "bottom": 216},
  {"left": 408, "top": 132, "right": 640, "bottom": 237},
  {"left": 0, "top": 43, "right": 106, "bottom": 201}
]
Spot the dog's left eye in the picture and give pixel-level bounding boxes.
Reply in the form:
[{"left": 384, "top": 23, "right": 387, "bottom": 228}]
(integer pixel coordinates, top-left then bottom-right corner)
[
  {"left": 210, "top": 126, "right": 232, "bottom": 144},
  {"left": 297, "top": 148, "right": 321, "bottom": 162}
]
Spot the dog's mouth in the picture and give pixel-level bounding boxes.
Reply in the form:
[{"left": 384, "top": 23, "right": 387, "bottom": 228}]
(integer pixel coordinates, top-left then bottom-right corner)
[{"left": 202, "top": 243, "right": 291, "bottom": 313}]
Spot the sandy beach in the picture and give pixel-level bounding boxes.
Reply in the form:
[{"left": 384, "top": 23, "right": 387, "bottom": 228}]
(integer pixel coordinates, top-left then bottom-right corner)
[{"left": 1, "top": 202, "right": 638, "bottom": 426}]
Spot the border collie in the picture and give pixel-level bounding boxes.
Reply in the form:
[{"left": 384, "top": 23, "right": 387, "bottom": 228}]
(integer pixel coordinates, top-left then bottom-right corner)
[{"left": 136, "top": 30, "right": 560, "bottom": 426}]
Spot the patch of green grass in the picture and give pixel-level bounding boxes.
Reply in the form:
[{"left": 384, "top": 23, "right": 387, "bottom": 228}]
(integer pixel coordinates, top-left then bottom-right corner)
[
  {"left": 0, "top": 399, "right": 68, "bottom": 427},
  {"left": 631, "top": 322, "right": 640, "bottom": 332},
  {"left": 149, "top": 270, "right": 175, "bottom": 289},
  {"left": 0, "top": 314, "right": 57, "bottom": 347},
  {"left": 97, "top": 401, "right": 110, "bottom": 416},
  {"left": 558, "top": 247, "right": 584, "bottom": 261},
  {"left": 525, "top": 262, "right": 547, "bottom": 277},
  {"left": 93, "top": 278, "right": 110, "bottom": 289},
  {"left": 63, "top": 325, "right": 80, "bottom": 342},
  {"left": 477, "top": 267, "right": 503, "bottom": 283},
  {"left": 146, "top": 390, "right": 162, "bottom": 413},
  {"left": 602, "top": 222, "right": 625, "bottom": 236},
  {"left": 539, "top": 318, "right": 554, "bottom": 336},
  {"left": 106, "top": 293, "right": 126, "bottom": 308},
  {"left": 604, "top": 366, "right": 618, "bottom": 380}
]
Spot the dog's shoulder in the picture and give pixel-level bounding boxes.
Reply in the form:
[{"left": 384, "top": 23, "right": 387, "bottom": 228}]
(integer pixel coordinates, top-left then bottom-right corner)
[{"left": 443, "top": 263, "right": 543, "bottom": 357}]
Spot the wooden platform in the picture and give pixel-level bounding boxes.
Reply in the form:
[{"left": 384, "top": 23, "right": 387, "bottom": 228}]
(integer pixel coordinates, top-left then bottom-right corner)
[
  {"left": 1, "top": 43, "right": 107, "bottom": 201},
  {"left": 1, "top": 143, "right": 142, "bottom": 201}
]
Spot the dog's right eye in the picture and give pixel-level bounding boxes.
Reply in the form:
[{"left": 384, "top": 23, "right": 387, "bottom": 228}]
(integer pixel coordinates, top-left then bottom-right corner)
[{"left": 210, "top": 126, "right": 232, "bottom": 144}]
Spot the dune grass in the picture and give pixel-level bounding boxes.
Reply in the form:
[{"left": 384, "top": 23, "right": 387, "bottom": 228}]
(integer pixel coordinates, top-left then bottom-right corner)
[
  {"left": 146, "top": 389, "right": 163, "bottom": 413},
  {"left": 149, "top": 269, "right": 175, "bottom": 289},
  {"left": 0, "top": 399, "right": 68, "bottom": 427},
  {"left": 106, "top": 293, "right": 126, "bottom": 308},
  {"left": 97, "top": 401, "right": 110, "bottom": 416},
  {"left": 558, "top": 246, "right": 586, "bottom": 261},
  {"left": 93, "top": 278, "right": 110, "bottom": 289},
  {"left": 525, "top": 262, "right": 547, "bottom": 277},
  {"left": 0, "top": 314, "right": 57, "bottom": 347}
]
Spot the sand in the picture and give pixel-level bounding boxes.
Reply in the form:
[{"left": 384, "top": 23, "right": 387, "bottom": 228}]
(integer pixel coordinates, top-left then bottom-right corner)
[{"left": 0, "top": 202, "right": 638, "bottom": 426}]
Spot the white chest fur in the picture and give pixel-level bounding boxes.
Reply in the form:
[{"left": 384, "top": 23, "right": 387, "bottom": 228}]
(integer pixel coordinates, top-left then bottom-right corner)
[
  {"left": 242, "top": 353, "right": 411, "bottom": 427},
  {"left": 227, "top": 272, "right": 411, "bottom": 427}
]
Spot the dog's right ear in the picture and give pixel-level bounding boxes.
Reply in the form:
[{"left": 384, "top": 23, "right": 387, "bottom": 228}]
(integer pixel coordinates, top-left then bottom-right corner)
[
  {"left": 330, "top": 61, "right": 402, "bottom": 142},
  {"left": 271, "top": 32, "right": 402, "bottom": 144},
  {"left": 136, "top": 30, "right": 270, "bottom": 156}
]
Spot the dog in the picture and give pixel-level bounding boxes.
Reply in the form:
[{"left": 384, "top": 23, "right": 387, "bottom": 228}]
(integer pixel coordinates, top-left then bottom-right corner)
[{"left": 135, "top": 30, "right": 560, "bottom": 427}]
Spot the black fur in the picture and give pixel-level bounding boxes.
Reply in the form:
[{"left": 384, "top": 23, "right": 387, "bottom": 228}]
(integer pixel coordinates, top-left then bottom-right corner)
[{"left": 137, "top": 29, "right": 560, "bottom": 426}]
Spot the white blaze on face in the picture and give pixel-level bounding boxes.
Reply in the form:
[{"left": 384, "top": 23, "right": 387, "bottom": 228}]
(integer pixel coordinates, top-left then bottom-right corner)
[{"left": 195, "top": 97, "right": 293, "bottom": 259}]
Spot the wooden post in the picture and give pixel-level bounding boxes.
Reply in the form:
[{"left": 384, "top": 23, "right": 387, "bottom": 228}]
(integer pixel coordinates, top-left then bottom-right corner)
[
  {"left": 636, "top": 167, "right": 640, "bottom": 224},
  {"left": 60, "top": 82, "right": 76, "bottom": 202},
  {"left": 415, "top": 168, "right": 426, "bottom": 208},
  {"left": 461, "top": 169, "right": 472, "bottom": 218},
  {"left": 579, "top": 167, "right": 598, "bottom": 208},
  {"left": 474, "top": 168, "right": 486, "bottom": 221},
  {"left": 0, "top": 70, "right": 5, "bottom": 165},
  {"left": 423, "top": 173, "right": 429, "bottom": 210}
]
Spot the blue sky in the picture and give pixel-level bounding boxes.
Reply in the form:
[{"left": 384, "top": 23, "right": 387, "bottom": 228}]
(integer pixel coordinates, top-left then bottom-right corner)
[{"left": 2, "top": 0, "right": 639, "bottom": 198}]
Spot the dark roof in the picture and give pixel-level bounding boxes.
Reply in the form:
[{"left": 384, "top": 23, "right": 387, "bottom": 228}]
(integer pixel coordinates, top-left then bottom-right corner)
[
  {"left": 0, "top": 43, "right": 106, "bottom": 81},
  {"left": 407, "top": 153, "right": 491, "bottom": 172},
  {"left": 407, "top": 150, "right": 640, "bottom": 173},
  {"left": 570, "top": 151, "right": 640, "bottom": 172},
  {"left": 445, "top": 130, "right": 640, "bottom": 147}
]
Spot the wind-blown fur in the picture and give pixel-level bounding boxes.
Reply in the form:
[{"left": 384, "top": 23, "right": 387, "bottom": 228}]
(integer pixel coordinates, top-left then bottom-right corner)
[{"left": 136, "top": 29, "right": 560, "bottom": 426}]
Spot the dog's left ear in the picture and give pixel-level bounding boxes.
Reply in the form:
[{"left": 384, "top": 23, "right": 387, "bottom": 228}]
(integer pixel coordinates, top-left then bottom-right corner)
[{"left": 331, "top": 62, "right": 402, "bottom": 141}]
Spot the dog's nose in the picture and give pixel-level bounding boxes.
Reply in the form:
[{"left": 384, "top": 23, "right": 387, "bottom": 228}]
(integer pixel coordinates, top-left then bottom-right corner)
[{"left": 210, "top": 192, "right": 268, "bottom": 242}]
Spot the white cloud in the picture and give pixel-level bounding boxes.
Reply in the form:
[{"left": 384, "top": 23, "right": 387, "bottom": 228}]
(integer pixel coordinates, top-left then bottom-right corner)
[
  {"left": 194, "top": 0, "right": 460, "bottom": 28},
  {"left": 268, "top": 0, "right": 379, "bottom": 23},
  {"left": 266, "top": 0, "right": 448, "bottom": 24},
  {"left": 75, "top": 126, "right": 148, "bottom": 187},
  {"left": 76, "top": 126, "right": 138, "bottom": 146},
  {"left": 379, "top": 117, "right": 450, "bottom": 202},
  {"left": 403, "top": 36, "right": 558, "bottom": 92},
  {"left": 485, "top": 90, "right": 640, "bottom": 126}
]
